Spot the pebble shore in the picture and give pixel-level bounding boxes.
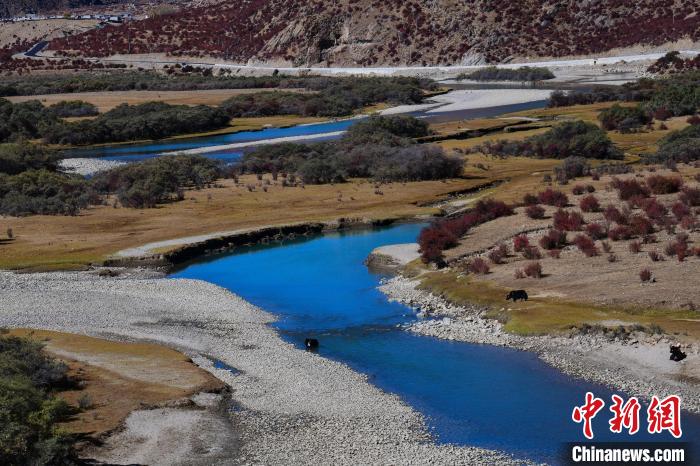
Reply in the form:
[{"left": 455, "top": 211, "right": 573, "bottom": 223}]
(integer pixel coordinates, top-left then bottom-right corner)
[
  {"left": 379, "top": 275, "right": 700, "bottom": 414},
  {"left": 0, "top": 269, "right": 524, "bottom": 465}
]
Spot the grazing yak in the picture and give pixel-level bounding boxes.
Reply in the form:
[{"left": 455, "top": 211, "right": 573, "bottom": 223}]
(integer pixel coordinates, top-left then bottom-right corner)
[
  {"left": 670, "top": 345, "right": 687, "bottom": 362},
  {"left": 506, "top": 290, "right": 528, "bottom": 302},
  {"left": 305, "top": 338, "right": 319, "bottom": 350}
]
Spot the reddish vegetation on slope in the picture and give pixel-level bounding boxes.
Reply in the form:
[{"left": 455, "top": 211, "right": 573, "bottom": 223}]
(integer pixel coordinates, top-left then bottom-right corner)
[{"left": 47, "top": 0, "right": 700, "bottom": 66}]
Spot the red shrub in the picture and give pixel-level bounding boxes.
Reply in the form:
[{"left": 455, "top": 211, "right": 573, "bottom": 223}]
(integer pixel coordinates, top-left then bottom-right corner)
[
  {"left": 488, "top": 248, "right": 504, "bottom": 264},
  {"left": 514, "top": 268, "right": 526, "bottom": 279},
  {"left": 648, "top": 250, "right": 663, "bottom": 262},
  {"left": 574, "top": 234, "right": 599, "bottom": 257},
  {"left": 585, "top": 222, "right": 607, "bottom": 240},
  {"left": 629, "top": 241, "right": 642, "bottom": 253},
  {"left": 629, "top": 215, "right": 654, "bottom": 236},
  {"left": 680, "top": 187, "right": 700, "bottom": 206},
  {"left": 539, "top": 229, "right": 567, "bottom": 250},
  {"left": 612, "top": 177, "right": 649, "bottom": 200},
  {"left": 640, "top": 198, "right": 668, "bottom": 220},
  {"left": 524, "top": 261, "right": 543, "bottom": 278},
  {"left": 579, "top": 195, "right": 600, "bottom": 212},
  {"left": 418, "top": 199, "right": 514, "bottom": 263},
  {"left": 672, "top": 201, "right": 690, "bottom": 220},
  {"left": 554, "top": 209, "right": 584, "bottom": 231},
  {"left": 604, "top": 205, "right": 628, "bottom": 225},
  {"left": 525, "top": 204, "right": 545, "bottom": 219},
  {"left": 646, "top": 175, "right": 683, "bottom": 194},
  {"left": 548, "top": 249, "right": 561, "bottom": 259},
  {"left": 418, "top": 227, "right": 456, "bottom": 263},
  {"left": 687, "top": 114, "right": 700, "bottom": 125},
  {"left": 513, "top": 234, "right": 530, "bottom": 252},
  {"left": 585, "top": 185, "right": 596, "bottom": 193},
  {"left": 522, "top": 245, "right": 542, "bottom": 260},
  {"left": 680, "top": 215, "right": 698, "bottom": 230},
  {"left": 468, "top": 257, "right": 490, "bottom": 274},
  {"left": 538, "top": 188, "right": 569, "bottom": 207},
  {"left": 608, "top": 225, "right": 633, "bottom": 241},
  {"left": 639, "top": 268, "right": 652, "bottom": 282}
]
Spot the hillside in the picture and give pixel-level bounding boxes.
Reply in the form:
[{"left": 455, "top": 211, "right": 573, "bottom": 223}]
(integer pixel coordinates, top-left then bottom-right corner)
[{"left": 45, "top": 0, "right": 700, "bottom": 66}]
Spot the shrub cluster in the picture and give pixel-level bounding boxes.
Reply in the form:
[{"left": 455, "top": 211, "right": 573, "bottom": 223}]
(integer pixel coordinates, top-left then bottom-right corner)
[
  {"left": 418, "top": 199, "right": 514, "bottom": 264},
  {"left": 645, "top": 122, "right": 700, "bottom": 164},
  {"left": 0, "top": 333, "right": 77, "bottom": 465},
  {"left": 457, "top": 66, "right": 554, "bottom": 82},
  {"left": 47, "top": 100, "right": 99, "bottom": 117},
  {"left": 598, "top": 104, "right": 651, "bottom": 131},
  {"left": 92, "top": 155, "right": 222, "bottom": 208},
  {"left": 645, "top": 175, "right": 683, "bottom": 194},
  {"left": 538, "top": 188, "right": 569, "bottom": 207},
  {"left": 0, "top": 143, "right": 95, "bottom": 216},
  {"left": 238, "top": 116, "right": 461, "bottom": 184},
  {"left": 553, "top": 209, "right": 584, "bottom": 231},
  {"left": 220, "top": 77, "right": 428, "bottom": 118},
  {"left": 479, "top": 121, "right": 623, "bottom": 160},
  {"left": 44, "top": 102, "right": 230, "bottom": 145}
]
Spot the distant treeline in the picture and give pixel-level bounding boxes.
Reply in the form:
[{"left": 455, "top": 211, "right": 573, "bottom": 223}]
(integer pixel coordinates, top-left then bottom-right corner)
[
  {"left": 457, "top": 66, "right": 555, "bottom": 82},
  {"left": 548, "top": 71, "right": 700, "bottom": 117},
  {"left": 476, "top": 120, "right": 623, "bottom": 160},
  {"left": 220, "top": 77, "right": 429, "bottom": 118},
  {"left": 0, "top": 71, "right": 436, "bottom": 98},
  {"left": 237, "top": 115, "right": 462, "bottom": 184},
  {"left": 44, "top": 102, "right": 230, "bottom": 145},
  {"left": 0, "top": 98, "right": 229, "bottom": 146},
  {"left": 1, "top": 75, "right": 436, "bottom": 144}
]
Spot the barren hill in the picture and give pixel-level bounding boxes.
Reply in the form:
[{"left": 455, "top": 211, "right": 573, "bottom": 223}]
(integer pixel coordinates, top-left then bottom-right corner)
[{"left": 47, "top": 0, "right": 700, "bottom": 66}]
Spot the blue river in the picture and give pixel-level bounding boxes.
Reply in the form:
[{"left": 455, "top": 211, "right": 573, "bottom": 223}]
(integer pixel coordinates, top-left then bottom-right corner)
[
  {"left": 171, "top": 223, "right": 700, "bottom": 464},
  {"left": 60, "top": 99, "right": 548, "bottom": 165}
]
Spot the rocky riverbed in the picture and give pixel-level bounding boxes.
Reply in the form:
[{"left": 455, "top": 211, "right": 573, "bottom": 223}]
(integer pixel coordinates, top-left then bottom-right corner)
[
  {"left": 0, "top": 269, "right": 524, "bottom": 465},
  {"left": 378, "top": 275, "right": 700, "bottom": 414}
]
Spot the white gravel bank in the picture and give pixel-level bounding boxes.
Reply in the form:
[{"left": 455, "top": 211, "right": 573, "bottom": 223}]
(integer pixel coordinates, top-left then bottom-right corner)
[
  {"left": 379, "top": 275, "right": 700, "bottom": 414},
  {"left": 0, "top": 269, "right": 522, "bottom": 465},
  {"left": 60, "top": 157, "right": 126, "bottom": 176}
]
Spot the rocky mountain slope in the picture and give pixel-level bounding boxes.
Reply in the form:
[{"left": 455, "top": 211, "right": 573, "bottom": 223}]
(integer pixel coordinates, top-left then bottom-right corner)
[{"left": 47, "top": 0, "right": 700, "bottom": 66}]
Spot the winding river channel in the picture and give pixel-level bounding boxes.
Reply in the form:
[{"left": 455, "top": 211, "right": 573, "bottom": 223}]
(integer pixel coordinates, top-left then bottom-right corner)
[
  {"left": 65, "top": 95, "right": 699, "bottom": 463},
  {"left": 171, "top": 224, "right": 700, "bottom": 464}
]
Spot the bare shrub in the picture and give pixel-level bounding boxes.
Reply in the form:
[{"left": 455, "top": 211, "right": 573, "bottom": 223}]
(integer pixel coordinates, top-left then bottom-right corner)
[
  {"left": 648, "top": 250, "right": 663, "bottom": 262},
  {"left": 522, "top": 245, "right": 542, "bottom": 260},
  {"left": 524, "top": 262, "right": 543, "bottom": 278},
  {"left": 629, "top": 241, "right": 642, "bottom": 253},
  {"left": 539, "top": 229, "right": 567, "bottom": 250},
  {"left": 639, "top": 268, "right": 652, "bottom": 282},
  {"left": 468, "top": 257, "right": 490, "bottom": 274}
]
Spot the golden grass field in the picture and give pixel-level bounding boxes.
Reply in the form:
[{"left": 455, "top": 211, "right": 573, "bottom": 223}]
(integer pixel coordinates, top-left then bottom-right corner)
[
  {"left": 8, "top": 329, "right": 223, "bottom": 439},
  {"left": 0, "top": 176, "right": 486, "bottom": 270}
]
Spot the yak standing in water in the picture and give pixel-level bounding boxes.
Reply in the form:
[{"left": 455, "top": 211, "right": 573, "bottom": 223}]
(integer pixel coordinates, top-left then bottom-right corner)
[
  {"left": 506, "top": 290, "right": 528, "bottom": 302},
  {"left": 670, "top": 345, "right": 687, "bottom": 362},
  {"left": 305, "top": 338, "right": 319, "bottom": 350}
]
